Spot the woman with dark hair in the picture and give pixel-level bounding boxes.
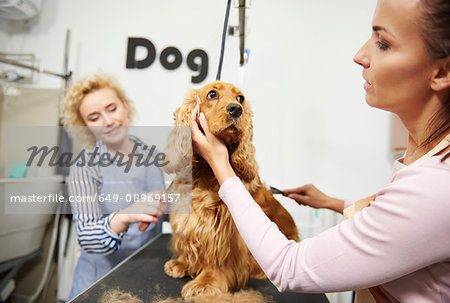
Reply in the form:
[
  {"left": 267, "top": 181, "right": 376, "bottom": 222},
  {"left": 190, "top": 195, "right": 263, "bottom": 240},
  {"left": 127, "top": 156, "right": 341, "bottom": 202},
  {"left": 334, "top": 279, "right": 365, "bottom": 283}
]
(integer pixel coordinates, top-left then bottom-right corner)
[{"left": 191, "top": 0, "right": 450, "bottom": 301}]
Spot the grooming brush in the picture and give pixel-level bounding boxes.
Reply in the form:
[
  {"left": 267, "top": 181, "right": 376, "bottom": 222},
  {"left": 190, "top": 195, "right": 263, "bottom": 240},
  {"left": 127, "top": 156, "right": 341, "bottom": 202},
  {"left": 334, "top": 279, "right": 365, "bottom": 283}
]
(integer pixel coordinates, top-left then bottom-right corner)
[{"left": 269, "top": 186, "right": 285, "bottom": 196}]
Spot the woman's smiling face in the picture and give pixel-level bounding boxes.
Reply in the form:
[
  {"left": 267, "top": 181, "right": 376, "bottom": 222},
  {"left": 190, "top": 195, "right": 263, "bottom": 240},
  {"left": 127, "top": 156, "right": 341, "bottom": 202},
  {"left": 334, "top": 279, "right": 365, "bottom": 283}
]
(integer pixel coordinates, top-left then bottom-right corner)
[{"left": 79, "top": 88, "right": 130, "bottom": 146}]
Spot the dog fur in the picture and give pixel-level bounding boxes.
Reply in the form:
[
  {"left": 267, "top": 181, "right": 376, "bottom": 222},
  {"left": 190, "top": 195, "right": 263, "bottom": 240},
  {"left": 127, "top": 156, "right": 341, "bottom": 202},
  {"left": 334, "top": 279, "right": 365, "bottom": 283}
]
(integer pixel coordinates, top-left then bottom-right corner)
[{"left": 163, "top": 81, "right": 299, "bottom": 301}]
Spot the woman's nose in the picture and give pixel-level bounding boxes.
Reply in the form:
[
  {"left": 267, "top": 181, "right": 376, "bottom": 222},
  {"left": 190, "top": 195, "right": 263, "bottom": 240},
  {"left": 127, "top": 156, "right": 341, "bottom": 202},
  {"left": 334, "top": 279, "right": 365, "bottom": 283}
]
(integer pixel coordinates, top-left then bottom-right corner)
[
  {"left": 353, "top": 42, "right": 370, "bottom": 68},
  {"left": 103, "top": 114, "right": 115, "bottom": 126}
]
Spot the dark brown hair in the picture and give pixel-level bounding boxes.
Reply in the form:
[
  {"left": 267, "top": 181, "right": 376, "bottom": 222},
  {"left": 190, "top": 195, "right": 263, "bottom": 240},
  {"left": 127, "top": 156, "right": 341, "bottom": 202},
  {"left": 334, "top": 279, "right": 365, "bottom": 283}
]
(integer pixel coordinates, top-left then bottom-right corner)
[{"left": 417, "top": 0, "right": 450, "bottom": 161}]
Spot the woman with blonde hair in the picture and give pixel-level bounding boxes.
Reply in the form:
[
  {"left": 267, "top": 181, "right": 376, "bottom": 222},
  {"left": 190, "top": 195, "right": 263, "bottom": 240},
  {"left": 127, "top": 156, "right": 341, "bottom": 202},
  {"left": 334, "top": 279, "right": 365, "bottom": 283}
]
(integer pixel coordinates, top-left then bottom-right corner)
[{"left": 63, "top": 74, "right": 165, "bottom": 301}]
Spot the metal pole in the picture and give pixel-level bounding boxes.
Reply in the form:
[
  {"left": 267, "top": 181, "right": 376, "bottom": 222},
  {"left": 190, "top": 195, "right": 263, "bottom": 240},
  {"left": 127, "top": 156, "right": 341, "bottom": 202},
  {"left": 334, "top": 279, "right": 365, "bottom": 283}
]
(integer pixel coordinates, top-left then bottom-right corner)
[
  {"left": 0, "top": 57, "right": 71, "bottom": 80},
  {"left": 239, "top": 0, "right": 246, "bottom": 66}
]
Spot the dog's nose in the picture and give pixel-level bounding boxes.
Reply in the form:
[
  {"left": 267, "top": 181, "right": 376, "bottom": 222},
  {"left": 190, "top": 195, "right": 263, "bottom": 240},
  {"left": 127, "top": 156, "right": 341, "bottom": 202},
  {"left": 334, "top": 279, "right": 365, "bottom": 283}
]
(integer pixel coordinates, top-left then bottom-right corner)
[{"left": 226, "top": 104, "right": 243, "bottom": 118}]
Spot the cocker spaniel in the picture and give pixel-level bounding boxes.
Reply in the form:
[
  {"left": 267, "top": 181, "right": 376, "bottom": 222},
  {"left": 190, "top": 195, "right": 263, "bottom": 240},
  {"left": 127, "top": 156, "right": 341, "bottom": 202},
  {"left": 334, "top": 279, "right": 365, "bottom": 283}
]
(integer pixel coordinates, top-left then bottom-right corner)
[{"left": 163, "top": 81, "right": 299, "bottom": 301}]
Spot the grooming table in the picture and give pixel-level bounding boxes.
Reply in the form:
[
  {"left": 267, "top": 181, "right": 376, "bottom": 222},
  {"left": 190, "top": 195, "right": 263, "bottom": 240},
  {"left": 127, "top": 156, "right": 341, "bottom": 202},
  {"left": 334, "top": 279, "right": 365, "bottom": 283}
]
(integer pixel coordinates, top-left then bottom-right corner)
[{"left": 70, "top": 234, "right": 329, "bottom": 303}]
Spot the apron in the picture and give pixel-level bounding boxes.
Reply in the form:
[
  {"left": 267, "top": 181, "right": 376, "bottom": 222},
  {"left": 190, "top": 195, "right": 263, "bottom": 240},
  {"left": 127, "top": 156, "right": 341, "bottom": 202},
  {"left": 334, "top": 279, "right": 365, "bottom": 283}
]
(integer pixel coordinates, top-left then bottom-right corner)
[
  {"left": 67, "top": 143, "right": 165, "bottom": 301},
  {"left": 344, "top": 134, "right": 450, "bottom": 303}
]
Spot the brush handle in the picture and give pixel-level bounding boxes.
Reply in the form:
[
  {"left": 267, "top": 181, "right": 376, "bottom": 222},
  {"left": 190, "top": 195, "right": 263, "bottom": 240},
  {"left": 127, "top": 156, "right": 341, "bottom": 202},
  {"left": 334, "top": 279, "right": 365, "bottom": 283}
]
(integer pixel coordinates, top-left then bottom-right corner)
[{"left": 139, "top": 222, "right": 150, "bottom": 231}]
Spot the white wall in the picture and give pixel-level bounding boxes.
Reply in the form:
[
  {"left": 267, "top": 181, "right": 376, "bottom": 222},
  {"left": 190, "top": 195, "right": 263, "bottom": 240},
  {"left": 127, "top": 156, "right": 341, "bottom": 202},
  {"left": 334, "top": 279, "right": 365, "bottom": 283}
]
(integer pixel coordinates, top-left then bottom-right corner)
[{"left": 1, "top": 1, "right": 395, "bottom": 302}]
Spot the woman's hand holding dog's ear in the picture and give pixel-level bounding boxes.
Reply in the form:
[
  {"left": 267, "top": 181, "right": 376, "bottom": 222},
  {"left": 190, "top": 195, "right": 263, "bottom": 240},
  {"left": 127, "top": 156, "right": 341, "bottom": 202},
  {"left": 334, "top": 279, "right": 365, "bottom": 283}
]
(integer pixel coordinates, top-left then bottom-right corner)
[
  {"left": 284, "top": 184, "right": 345, "bottom": 214},
  {"left": 191, "top": 107, "right": 236, "bottom": 185}
]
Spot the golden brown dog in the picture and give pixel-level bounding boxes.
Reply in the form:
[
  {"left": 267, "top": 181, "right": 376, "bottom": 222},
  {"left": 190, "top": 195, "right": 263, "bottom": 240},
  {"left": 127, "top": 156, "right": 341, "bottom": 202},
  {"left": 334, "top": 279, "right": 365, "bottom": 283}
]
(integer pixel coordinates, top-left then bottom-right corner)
[{"left": 163, "top": 81, "right": 299, "bottom": 301}]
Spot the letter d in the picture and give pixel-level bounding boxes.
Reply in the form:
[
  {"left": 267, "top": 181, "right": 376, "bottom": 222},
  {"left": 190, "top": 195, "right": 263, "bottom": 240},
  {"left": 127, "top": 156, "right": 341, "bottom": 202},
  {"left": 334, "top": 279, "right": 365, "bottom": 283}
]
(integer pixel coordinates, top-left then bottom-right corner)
[{"left": 126, "top": 37, "right": 156, "bottom": 69}]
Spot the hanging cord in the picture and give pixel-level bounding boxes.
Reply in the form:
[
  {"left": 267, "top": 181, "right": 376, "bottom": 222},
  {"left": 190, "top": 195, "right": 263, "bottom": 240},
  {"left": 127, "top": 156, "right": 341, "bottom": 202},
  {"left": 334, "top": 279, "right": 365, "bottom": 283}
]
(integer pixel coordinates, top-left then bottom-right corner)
[{"left": 216, "top": 0, "right": 232, "bottom": 80}]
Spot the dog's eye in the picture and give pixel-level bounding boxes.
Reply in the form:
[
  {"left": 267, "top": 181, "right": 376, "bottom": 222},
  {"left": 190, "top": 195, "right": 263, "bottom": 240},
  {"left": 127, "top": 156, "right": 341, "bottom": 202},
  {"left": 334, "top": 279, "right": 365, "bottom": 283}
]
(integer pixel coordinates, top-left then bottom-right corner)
[
  {"left": 207, "top": 90, "right": 218, "bottom": 100},
  {"left": 236, "top": 95, "right": 245, "bottom": 104}
]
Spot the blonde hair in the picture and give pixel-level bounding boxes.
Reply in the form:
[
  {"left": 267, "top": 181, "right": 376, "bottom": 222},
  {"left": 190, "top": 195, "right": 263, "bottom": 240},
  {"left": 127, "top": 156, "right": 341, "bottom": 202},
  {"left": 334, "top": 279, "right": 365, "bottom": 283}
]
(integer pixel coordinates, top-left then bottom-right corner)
[{"left": 62, "top": 73, "right": 136, "bottom": 147}]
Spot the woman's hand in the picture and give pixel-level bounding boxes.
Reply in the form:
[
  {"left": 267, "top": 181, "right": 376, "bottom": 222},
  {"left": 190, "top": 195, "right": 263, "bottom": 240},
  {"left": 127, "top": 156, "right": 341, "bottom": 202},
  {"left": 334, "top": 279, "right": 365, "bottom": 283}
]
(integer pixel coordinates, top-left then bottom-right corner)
[
  {"left": 109, "top": 191, "right": 166, "bottom": 234},
  {"left": 283, "top": 184, "right": 345, "bottom": 214},
  {"left": 191, "top": 107, "right": 236, "bottom": 185},
  {"left": 110, "top": 213, "right": 161, "bottom": 234}
]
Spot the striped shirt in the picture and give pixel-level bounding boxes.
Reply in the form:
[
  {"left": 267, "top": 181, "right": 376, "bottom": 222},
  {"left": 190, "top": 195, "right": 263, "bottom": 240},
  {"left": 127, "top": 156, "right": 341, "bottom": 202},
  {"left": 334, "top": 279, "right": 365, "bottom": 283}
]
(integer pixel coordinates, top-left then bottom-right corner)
[{"left": 68, "top": 136, "right": 163, "bottom": 255}]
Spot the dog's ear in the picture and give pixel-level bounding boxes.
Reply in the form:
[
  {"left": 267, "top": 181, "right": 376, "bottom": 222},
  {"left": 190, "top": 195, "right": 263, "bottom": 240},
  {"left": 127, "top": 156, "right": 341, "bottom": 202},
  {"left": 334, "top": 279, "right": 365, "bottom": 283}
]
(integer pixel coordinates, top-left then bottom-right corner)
[
  {"left": 162, "top": 89, "right": 198, "bottom": 174},
  {"left": 230, "top": 111, "right": 259, "bottom": 182},
  {"left": 174, "top": 89, "right": 199, "bottom": 127}
]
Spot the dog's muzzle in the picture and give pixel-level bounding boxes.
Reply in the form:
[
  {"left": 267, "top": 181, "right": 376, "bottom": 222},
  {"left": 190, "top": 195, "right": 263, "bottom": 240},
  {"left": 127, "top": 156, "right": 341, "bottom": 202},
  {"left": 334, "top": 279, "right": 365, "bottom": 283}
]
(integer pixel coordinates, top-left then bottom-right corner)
[{"left": 226, "top": 103, "right": 243, "bottom": 118}]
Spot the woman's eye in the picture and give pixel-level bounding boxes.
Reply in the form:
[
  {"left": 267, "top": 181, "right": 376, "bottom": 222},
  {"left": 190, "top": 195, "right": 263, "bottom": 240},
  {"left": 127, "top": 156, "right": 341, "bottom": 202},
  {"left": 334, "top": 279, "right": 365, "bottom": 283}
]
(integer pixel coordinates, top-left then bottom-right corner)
[
  {"left": 236, "top": 95, "right": 244, "bottom": 103},
  {"left": 89, "top": 116, "right": 99, "bottom": 122},
  {"left": 107, "top": 105, "right": 117, "bottom": 112},
  {"left": 207, "top": 90, "right": 218, "bottom": 100},
  {"left": 376, "top": 40, "right": 390, "bottom": 51}
]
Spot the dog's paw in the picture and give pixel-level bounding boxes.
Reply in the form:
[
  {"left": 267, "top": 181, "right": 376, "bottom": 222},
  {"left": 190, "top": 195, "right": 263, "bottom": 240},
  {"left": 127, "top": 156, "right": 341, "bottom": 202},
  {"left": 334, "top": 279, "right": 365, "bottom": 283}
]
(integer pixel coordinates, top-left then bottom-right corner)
[
  {"left": 181, "top": 280, "right": 222, "bottom": 300},
  {"left": 164, "top": 259, "right": 188, "bottom": 278}
]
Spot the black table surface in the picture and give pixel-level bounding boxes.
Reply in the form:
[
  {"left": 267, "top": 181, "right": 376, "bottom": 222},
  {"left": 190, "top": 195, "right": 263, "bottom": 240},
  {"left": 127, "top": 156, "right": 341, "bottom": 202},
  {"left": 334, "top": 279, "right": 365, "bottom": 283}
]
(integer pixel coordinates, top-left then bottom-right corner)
[{"left": 71, "top": 233, "right": 329, "bottom": 303}]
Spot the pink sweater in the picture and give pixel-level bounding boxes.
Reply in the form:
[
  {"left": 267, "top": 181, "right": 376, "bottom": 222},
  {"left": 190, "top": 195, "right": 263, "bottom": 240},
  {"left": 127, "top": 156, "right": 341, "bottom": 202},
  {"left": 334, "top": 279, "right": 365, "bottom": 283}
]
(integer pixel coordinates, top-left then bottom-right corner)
[{"left": 218, "top": 154, "right": 450, "bottom": 302}]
